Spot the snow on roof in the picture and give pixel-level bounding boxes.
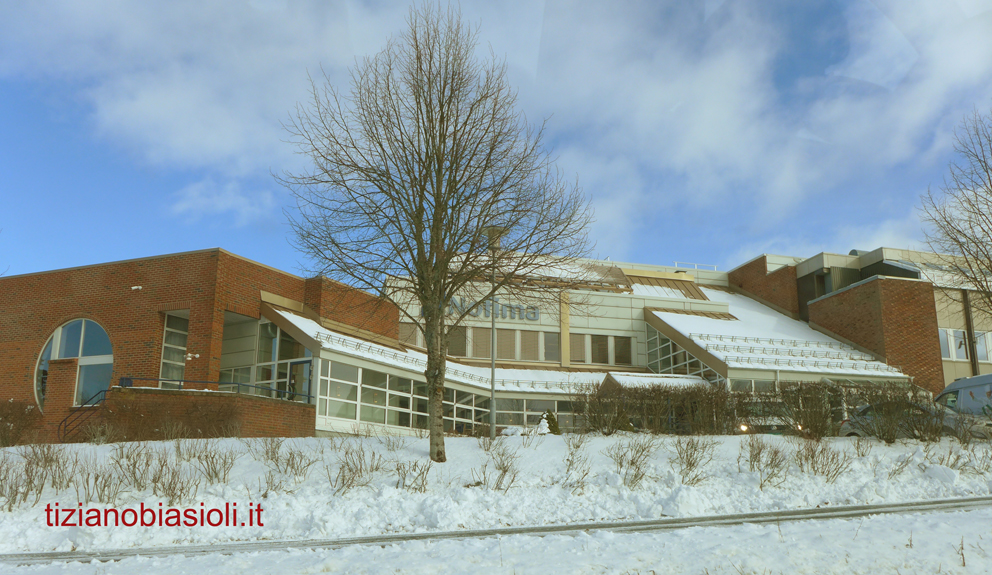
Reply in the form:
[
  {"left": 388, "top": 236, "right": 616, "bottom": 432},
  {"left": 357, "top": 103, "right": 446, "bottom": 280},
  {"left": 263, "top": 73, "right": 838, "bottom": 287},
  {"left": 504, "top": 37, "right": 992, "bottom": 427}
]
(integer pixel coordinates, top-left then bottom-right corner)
[
  {"left": 274, "top": 309, "right": 656, "bottom": 393},
  {"left": 606, "top": 372, "right": 708, "bottom": 388},
  {"left": 651, "top": 288, "right": 906, "bottom": 377},
  {"left": 630, "top": 284, "right": 688, "bottom": 299}
]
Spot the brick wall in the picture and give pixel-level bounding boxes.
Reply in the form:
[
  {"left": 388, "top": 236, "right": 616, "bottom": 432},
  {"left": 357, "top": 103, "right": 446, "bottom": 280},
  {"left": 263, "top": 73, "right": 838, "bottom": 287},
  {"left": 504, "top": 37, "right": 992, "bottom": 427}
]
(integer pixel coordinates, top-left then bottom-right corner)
[
  {"left": 728, "top": 256, "right": 800, "bottom": 316},
  {"left": 0, "top": 250, "right": 222, "bottom": 407},
  {"left": 98, "top": 387, "right": 315, "bottom": 440},
  {"left": 808, "top": 277, "right": 944, "bottom": 394},
  {"left": 304, "top": 276, "right": 399, "bottom": 339}
]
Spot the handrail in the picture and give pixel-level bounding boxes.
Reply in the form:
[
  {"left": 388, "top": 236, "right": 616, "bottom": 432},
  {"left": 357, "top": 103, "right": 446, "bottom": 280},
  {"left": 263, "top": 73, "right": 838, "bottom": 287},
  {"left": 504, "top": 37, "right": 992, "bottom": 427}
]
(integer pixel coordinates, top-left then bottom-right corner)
[
  {"left": 120, "top": 377, "right": 314, "bottom": 401},
  {"left": 56, "top": 389, "right": 109, "bottom": 442}
]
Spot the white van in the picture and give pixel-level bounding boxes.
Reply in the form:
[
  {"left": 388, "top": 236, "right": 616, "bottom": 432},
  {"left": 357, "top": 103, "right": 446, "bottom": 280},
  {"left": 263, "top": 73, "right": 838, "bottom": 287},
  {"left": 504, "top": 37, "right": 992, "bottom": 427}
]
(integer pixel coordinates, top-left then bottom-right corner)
[{"left": 935, "top": 374, "right": 992, "bottom": 417}]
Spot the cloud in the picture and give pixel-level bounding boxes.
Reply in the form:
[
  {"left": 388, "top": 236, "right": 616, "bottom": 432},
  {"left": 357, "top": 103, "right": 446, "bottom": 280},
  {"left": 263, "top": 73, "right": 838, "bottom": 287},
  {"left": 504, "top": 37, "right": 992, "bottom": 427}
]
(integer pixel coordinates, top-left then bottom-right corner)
[
  {"left": 2, "top": 1, "right": 992, "bottom": 264},
  {"left": 171, "top": 178, "right": 277, "bottom": 226}
]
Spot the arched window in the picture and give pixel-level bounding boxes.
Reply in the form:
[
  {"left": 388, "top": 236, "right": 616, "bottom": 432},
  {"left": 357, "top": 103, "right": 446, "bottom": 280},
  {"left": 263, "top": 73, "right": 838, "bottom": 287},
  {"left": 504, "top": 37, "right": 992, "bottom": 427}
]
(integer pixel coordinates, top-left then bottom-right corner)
[{"left": 35, "top": 319, "right": 114, "bottom": 409}]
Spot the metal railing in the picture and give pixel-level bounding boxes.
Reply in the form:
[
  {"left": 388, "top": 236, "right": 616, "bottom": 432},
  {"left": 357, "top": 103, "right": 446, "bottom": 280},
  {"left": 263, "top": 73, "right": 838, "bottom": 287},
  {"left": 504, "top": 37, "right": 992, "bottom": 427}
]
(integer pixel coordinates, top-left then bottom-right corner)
[
  {"left": 56, "top": 389, "right": 110, "bottom": 443},
  {"left": 120, "top": 377, "right": 315, "bottom": 402},
  {"left": 673, "top": 261, "right": 718, "bottom": 271}
]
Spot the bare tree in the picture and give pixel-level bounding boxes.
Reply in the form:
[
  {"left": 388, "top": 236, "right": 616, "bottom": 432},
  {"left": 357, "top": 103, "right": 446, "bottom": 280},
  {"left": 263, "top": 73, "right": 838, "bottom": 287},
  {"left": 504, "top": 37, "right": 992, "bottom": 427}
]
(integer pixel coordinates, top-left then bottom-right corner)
[
  {"left": 281, "top": 4, "right": 593, "bottom": 462},
  {"left": 921, "top": 106, "right": 992, "bottom": 319}
]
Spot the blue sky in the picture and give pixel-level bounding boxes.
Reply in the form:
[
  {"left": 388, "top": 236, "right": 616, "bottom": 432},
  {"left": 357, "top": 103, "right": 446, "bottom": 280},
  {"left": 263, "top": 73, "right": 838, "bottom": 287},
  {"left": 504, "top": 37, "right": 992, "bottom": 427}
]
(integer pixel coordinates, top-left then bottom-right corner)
[{"left": 2, "top": 0, "right": 992, "bottom": 278}]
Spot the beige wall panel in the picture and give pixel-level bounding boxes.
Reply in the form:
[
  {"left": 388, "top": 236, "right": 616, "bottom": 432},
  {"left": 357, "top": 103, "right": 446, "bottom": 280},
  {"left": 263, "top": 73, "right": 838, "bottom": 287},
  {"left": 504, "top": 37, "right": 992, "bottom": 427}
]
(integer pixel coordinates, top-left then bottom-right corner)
[{"left": 934, "top": 290, "right": 967, "bottom": 329}]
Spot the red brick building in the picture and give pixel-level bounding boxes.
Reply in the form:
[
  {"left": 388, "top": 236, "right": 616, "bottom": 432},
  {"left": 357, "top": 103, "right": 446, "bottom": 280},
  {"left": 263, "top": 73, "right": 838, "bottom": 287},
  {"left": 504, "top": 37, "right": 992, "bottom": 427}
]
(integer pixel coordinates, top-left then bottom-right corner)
[
  {"left": 0, "top": 249, "right": 398, "bottom": 443},
  {"left": 1, "top": 245, "right": 983, "bottom": 444}
]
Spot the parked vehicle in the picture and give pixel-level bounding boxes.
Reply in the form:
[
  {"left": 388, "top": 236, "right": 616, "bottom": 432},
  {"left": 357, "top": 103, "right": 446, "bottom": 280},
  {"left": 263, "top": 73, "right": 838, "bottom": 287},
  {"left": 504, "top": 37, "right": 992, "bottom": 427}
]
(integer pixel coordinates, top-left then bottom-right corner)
[
  {"left": 935, "top": 374, "right": 992, "bottom": 418},
  {"left": 839, "top": 400, "right": 992, "bottom": 440}
]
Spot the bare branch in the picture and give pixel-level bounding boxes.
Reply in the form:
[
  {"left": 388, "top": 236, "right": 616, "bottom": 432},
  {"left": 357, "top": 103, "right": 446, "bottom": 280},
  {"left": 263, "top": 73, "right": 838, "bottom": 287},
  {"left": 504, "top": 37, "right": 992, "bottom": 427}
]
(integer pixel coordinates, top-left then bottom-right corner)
[{"left": 920, "top": 104, "right": 992, "bottom": 319}]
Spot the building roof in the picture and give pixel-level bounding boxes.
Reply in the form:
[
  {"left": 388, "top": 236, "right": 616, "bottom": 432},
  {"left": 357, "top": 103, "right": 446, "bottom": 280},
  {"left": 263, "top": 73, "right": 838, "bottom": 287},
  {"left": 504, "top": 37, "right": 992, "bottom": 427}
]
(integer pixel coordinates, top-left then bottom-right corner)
[
  {"left": 650, "top": 287, "right": 906, "bottom": 378},
  {"left": 272, "top": 308, "right": 704, "bottom": 393}
]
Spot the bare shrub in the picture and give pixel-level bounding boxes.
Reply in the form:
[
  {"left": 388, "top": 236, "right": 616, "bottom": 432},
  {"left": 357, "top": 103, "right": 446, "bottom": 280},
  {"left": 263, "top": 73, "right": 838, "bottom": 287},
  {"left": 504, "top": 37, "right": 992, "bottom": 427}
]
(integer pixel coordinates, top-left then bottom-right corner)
[
  {"left": 174, "top": 438, "right": 207, "bottom": 462},
  {"left": 394, "top": 460, "right": 433, "bottom": 492},
  {"left": 905, "top": 406, "right": 946, "bottom": 444},
  {"left": 561, "top": 435, "right": 591, "bottom": 493},
  {"left": 887, "top": 454, "right": 912, "bottom": 480},
  {"left": 471, "top": 440, "right": 520, "bottom": 492},
  {"left": 922, "top": 443, "right": 974, "bottom": 473},
  {"left": 779, "top": 382, "right": 839, "bottom": 440},
  {"left": 244, "top": 437, "right": 286, "bottom": 466},
  {"left": 520, "top": 431, "right": 544, "bottom": 449},
  {"left": 0, "top": 455, "right": 30, "bottom": 511},
  {"left": 477, "top": 434, "right": 501, "bottom": 453},
  {"left": 82, "top": 421, "right": 123, "bottom": 445},
  {"left": 110, "top": 442, "right": 154, "bottom": 491},
  {"left": 160, "top": 421, "right": 190, "bottom": 441},
  {"left": 793, "top": 440, "right": 852, "bottom": 484},
  {"left": 326, "top": 441, "right": 387, "bottom": 495},
  {"left": 375, "top": 433, "right": 410, "bottom": 453},
  {"left": 735, "top": 435, "right": 789, "bottom": 490},
  {"left": 152, "top": 460, "right": 201, "bottom": 506},
  {"left": 571, "top": 381, "right": 632, "bottom": 435},
  {"left": 74, "top": 457, "right": 127, "bottom": 504},
  {"left": 853, "top": 436, "right": 873, "bottom": 458},
  {"left": 671, "top": 436, "right": 717, "bottom": 486},
  {"left": 277, "top": 446, "right": 320, "bottom": 481},
  {"left": 967, "top": 444, "right": 992, "bottom": 474},
  {"left": 574, "top": 382, "right": 743, "bottom": 436},
  {"left": 149, "top": 448, "right": 200, "bottom": 505},
  {"left": 193, "top": 440, "right": 242, "bottom": 484},
  {"left": 603, "top": 434, "right": 659, "bottom": 489},
  {"left": 845, "top": 383, "right": 929, "bottom": 444},
  {"left": 0, "top": 400, "right": 42, "bottom": 447}
]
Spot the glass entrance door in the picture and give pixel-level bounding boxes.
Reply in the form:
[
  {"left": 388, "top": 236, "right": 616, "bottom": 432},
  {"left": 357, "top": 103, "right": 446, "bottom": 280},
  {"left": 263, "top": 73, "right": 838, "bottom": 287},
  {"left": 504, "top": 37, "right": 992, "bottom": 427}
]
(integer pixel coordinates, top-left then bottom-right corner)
[{"left": 278, "top": 360, "right": 312, "bottom": 402}]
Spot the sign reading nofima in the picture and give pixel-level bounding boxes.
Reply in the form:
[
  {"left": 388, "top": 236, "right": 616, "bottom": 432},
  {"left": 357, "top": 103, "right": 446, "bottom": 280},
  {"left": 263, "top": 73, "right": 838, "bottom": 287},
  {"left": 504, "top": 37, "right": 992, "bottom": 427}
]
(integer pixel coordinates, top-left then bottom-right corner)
[{"left": 420, "top": 296, "right": 541, "bottom": 321}]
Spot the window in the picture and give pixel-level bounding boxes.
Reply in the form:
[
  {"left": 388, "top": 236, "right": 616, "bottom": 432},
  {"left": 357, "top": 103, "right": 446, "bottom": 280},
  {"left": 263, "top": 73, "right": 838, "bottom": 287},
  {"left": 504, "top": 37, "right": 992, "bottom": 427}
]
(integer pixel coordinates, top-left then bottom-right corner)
[
  {"left": 570, "top": 333, "right": 585, "bottom": 363},
  {"left": 497, "top": 329, "right": 516, "bottom": 360},
  {"left": 520, "top": 331, "right": 539, "bottom": 361},
  {"left": 161, "top": 314, "right": 189, "bottom": 388},
  {"left": 448, "top": 326, "right": 466, "bottom": 357},
  {"left": 473, "top": 327, "right": 491, "bottom": 359},
  {"left": 614, "top": 337, "right": 632, "bottom": 366},
  {"left": 953, "top": 330, "right": 969, "bottom": 360},
  {"left": 544, "top": 332, "right": 560, "bottom": 362},
  {"left": 976, "top": 332, "right": 988, "bottom": 362},
  {"left": 35, "top": 319, "right": 114, "bottom": 408},
  {"left": 590, "top": 335, "right": 609, "bottom": 364},
  {"left": 939, "top": 329, "right": 950, "bottom": 359}
]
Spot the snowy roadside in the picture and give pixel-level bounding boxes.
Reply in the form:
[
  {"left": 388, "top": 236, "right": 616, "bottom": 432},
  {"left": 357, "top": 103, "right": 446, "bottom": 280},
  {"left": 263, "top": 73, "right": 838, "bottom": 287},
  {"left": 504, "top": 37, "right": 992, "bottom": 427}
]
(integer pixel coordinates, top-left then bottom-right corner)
[
  {"left": 2, "top": 434, "right": 992, "bottom": 555},
  {"left": 7, "top": 507, "right": 992, "bottom": 574}
]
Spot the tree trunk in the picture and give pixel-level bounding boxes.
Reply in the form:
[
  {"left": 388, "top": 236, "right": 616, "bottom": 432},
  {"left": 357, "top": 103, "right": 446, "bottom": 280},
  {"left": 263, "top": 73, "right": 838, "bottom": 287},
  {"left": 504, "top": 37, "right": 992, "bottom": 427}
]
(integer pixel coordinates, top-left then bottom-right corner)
[{"left": 424, "top": 309, "right": 447, "bottom": 462}]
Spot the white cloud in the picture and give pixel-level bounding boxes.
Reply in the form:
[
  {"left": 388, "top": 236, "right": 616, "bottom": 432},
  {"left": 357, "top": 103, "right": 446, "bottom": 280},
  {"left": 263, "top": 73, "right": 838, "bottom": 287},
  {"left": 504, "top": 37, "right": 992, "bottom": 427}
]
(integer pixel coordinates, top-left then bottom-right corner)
[{"left": 171, "top": 179, "right": 277, "bottom": 226}]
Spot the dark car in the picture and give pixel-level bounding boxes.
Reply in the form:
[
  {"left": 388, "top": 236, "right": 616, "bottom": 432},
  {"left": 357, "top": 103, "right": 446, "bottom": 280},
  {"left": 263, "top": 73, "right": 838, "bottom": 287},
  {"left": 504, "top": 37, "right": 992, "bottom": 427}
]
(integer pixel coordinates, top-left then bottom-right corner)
[{"left": 839, "top": 400, "right": 992, "bottom": 440}]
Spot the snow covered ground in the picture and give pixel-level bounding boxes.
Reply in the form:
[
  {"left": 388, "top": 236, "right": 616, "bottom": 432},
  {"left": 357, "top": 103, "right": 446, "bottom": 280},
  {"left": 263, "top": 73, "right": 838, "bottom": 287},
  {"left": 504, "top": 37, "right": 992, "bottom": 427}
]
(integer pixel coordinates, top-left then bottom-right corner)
[{"left": 3, "top": 433, "right": 992, "bottom": 573}]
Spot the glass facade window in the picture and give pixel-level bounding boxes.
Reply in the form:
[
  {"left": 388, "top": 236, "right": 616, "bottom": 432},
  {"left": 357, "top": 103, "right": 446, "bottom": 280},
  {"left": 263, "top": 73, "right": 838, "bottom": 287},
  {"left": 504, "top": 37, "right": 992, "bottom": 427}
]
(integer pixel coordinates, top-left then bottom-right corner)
[
  {"left": 520, "top": 331, "right": 539, "bottom": 361},
  {"left": 544, "top": 332, "right": 560, "bottom": 362},
  {"left": 570, "top": 333, "right": 585, "bottom": 363},
  {"left": 614, "top": 337, "right": 632, "bottom": 365},
  {"left": 448, "top": 326, "right": 467, "bottom": 357},
  {"left": 36, "top": 319, "right": 114, "bottom": 408},
  {"left": 977, "top": 332, "right": 989, "bottom": 362},
  {"left": 645, "top": 324, "right": 723, "bottom": 384},
  {"left": 953, "top": 330, "right": 969, "bottom": 360},
  {"left": 590, "top": 335, "right": 609, "bottom": 364},
  {"left": 939, "top": 329, "right": 951, "bottom": 359}
]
